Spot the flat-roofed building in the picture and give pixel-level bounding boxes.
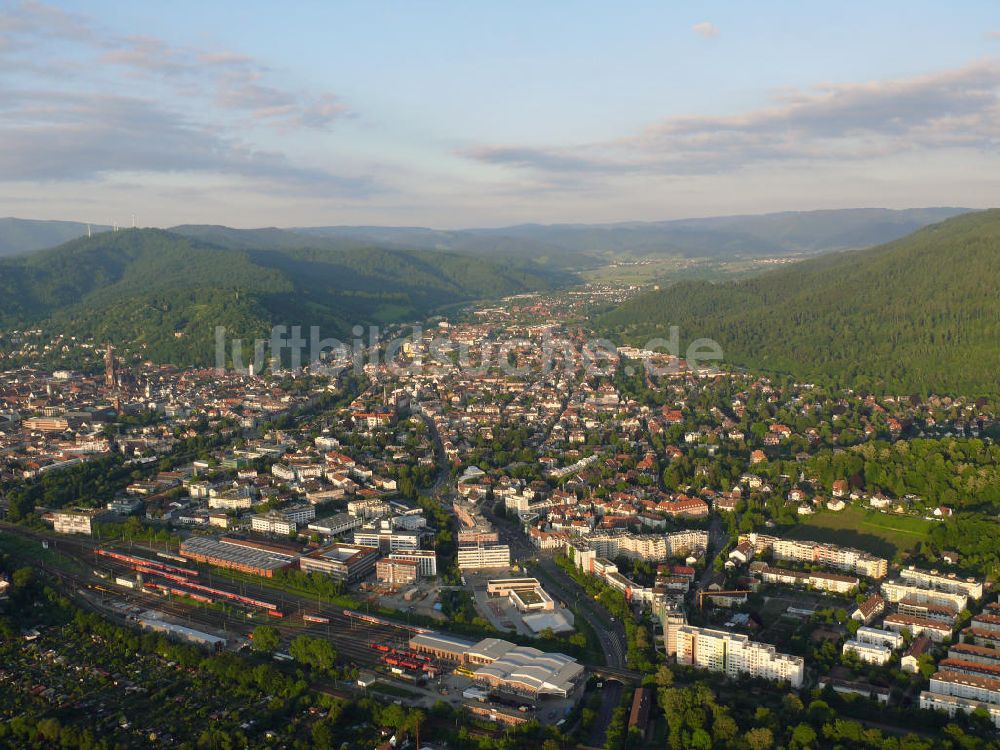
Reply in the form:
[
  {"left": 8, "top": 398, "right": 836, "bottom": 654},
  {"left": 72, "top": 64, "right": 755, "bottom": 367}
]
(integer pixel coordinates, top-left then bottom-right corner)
[
  {"left": 881, "top": 579, "right": 968, "bottom": 612},
  {"left": 843, "top": 639, "right": 893, "bottom": 665},
  {"left": 740, "top": 533, "right": 888, "bottom": 578},
  {"left": 308, "top": 513, "right": 363, "bottom": 538},
  {"left": 180, "top": 536, "right": 297, "bottom": 577},
  {"left": 387, "top": 550, "right": 437, "bottom": 577},
  {"left": 457, "top": 543, "right": 510, "bottom": 571},
  {"left": 676, "top": 625, "right": 804, "bottom": 687},
  {"left": 250, "top": 513, "right": 296, "bottom": 536},
  {"left": 51, "top": 509, "right": 104, "bottom": 535},
  {"left": 900, "top": 567, "right": 984, "bottom": 600},
  {"left": 353, "top": 521, "right": 421, "bottom": 552},
  {"left": 856, "top": 626, "right": 905, "bottom": 650},
  {"left": 299, "top": 543, "right": 378, "bottom": 583},
  {"left": 376, "top": 557, "right": 419, "bottom": 587}
]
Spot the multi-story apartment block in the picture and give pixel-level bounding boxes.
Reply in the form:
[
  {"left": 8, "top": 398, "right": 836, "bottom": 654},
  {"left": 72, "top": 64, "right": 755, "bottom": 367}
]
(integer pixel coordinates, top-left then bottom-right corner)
[
  {"left": 756, "top": 564, "right": 859, "bottom": 594},
  {"left": 740, "top": 533, "right": 888, "bottom": 578},
  {"left": 883, "top": 613, "right": 953, "bottom": 642},
  {"left": 456, "top": 544, "right": 511, "bottom": 571},
  {"left": 250, "top": 513, "right": 296, "bottom": 536},
  {"left": 576, "top": 530, "right": 709, "bottom": 563},
  {"left": 843, "top": 639, "right": 893, "bottom": 665},
  {"left": 920, "top": 671, "right": 1000, "bottom": 728},
  {"left": 353, "top": 521, "right": 421, "bottom": 552},
  {"left": 881, "top": 579, "right": 968, "bottom": 613},
  {"left": 676, "top": 625, "right": 804, "bottom": 687},
  {"left": 856, "top": 626, "right": 905, "bottom": 650},
  {"left": 900, "top": 567, "right": 984, "bottom": 600}
]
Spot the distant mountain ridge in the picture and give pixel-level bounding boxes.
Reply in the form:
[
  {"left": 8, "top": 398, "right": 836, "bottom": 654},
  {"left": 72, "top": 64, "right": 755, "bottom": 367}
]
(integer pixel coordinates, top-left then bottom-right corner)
[
  {"left": 0, "top": 208, "right": 972, "bottom": 262},
  {"left": 0, "top": 229, "right": 554, "bottom": 367},
  {"left": 600, "top": 209, "right": 1000, "bottom": 397},
  {"left": 0, "top": 218, "right": 111, "bottom": 257}
]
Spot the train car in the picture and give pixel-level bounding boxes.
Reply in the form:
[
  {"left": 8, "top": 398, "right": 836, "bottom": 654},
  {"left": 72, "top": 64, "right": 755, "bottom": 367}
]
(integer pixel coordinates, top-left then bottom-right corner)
[
  {"left": 266, "top": 609, "right": 285, "bottom": 618},
  {"left": 341, "top": 609, "right": 431, "bottom": 634},
  {"left": 157, "top": 552, "right": 189, "bottom": 564},
  {"left": 95, "top": 549, "right": 198, "bottom": 578},
  {"left": 302, "top": 614, "right": 330, "bottom": 624},
  {"left": 370, "top": 643, "right": 391, "bottom": 653}
]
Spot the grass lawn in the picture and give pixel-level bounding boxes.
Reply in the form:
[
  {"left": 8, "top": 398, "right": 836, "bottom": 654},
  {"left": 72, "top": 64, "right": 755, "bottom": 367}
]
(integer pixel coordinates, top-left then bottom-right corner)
[{"left": 779, "top": 506, "right": 934, "bottom": 559}]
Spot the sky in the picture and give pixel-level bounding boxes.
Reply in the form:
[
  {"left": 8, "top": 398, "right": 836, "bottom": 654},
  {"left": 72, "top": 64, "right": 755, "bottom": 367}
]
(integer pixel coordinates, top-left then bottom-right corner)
[{"left": 1, "top": 1, "right": 999, "bottom": 228}]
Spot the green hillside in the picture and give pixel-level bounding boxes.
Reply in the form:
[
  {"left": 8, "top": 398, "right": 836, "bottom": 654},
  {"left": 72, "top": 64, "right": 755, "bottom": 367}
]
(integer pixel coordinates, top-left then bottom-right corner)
[
  {"left": 600, "top": 209, "right": 1000, "bottom": 397},
  {"left": 0, "top": 229, "right": 553, "bottom": 367}
]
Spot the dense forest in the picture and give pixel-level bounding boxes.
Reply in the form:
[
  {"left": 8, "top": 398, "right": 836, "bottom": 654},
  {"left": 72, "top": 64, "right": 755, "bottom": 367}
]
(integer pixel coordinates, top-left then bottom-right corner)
[
  {"left": 601, "top": 210, "right": 1000, "bottom": 397},
  {"left": 0, "top": 229, "right": 555, "bottom": 366}
]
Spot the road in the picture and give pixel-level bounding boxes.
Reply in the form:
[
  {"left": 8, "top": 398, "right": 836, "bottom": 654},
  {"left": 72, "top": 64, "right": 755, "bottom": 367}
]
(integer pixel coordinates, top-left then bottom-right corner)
[
  {"left": 481, "top": 505, "right": 629, "bottom": 669},
  {"left": 533, "top": 557, "right": 627, "bottom": 668},
  {"left": 588, "top": 678, "right": 623, "bottom": 748}
]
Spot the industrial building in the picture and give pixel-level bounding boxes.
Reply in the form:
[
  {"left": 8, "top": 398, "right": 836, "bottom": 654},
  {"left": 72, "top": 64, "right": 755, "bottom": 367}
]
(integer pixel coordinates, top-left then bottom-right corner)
[
  {"left": 408, "top": 633, "right": 584, "bottom": 699},
  {"left": 138, "top": 617, "right": 226, "bottom": 651},
  {"left": 179, "top": 536, "right": 298, "bottom": 577},
  {"left": 299, "top": 543, "right": 378, "bottom": 582}
]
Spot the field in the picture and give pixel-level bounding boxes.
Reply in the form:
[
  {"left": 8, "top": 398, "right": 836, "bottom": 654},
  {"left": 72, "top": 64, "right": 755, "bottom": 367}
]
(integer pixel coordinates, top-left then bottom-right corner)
[{"left": 779, "top": 506, "right": 934, "bottom": 559}]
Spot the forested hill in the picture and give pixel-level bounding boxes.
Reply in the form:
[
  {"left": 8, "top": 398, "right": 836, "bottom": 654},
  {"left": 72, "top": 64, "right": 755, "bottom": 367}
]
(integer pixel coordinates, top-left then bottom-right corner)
[
  {"left": 0, "top": 229, "right": 554, "bottom": 367},
  {"left": 600, "top": 209, "right": 1000, "bottom": 397}
]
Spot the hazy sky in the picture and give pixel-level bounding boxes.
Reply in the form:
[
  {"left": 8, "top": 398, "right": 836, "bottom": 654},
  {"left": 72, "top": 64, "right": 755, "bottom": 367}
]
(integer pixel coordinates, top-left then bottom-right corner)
[{"left": 2, "top": 1, "right": 999, "bottom": 228}]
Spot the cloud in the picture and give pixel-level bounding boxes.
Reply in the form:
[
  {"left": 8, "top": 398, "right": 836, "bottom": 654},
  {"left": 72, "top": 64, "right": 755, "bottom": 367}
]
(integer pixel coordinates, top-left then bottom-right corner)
[
  {"left": 0, "top": 88, "right": 372, "bottom": 194},
  {"left": 464, "top": 58, "right": 1000, "bottom": 177},
  {"left": 692, "top": 22, "right": 719, "bottom": 38},
  {"left": 990, "top": 30, "right": 1000, "bottom": 39},
  {"left": 1, "top": 2, "right": 350, "bottom": 130}
]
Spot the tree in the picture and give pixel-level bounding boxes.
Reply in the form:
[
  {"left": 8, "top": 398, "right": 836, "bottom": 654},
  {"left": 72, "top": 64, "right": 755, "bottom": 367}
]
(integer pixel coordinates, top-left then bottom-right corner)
[
  {"left": 11, "top": 566, "right": 34, "bottom": 590},
  {"left": 745, "top": 727, "right": 774, "bottom": 750},
  {"left": 655, "top": 664, "right": 674, "bottom": 688},
  {"left": 251, "top": 625, "right": 279, "bottom": 655},
  {"left": 790, "top": 723, "right": 817, "bottom": 749}
]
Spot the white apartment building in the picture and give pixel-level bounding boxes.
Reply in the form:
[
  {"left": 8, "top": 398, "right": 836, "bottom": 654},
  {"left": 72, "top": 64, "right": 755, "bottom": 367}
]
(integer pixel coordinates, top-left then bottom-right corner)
[
  {"left": 457, "top": 544, "right": 511, "bottom": 571},
  {"left": 52, "top": 510, "right": 97, "bottom": 535},
  {"left": 856, "top": 626, "right": 904, "bottom": 650},
  {"left": 676, "top": 625, "right": 804, "bottom": 688},
  {"left": 208, "top": 493, "right": 253, "bottom": 510},
  {"left": 899, "top": 567, "right": 984, "bottom": 600},
  {"left": 843, "top": 639, "right": 893, "bottom": 665},
  {"left": 353, "top": 521, "right": 421, "bottom": 552},
  {"left": 881, "top": 580, "right": 968, "bottom": 612},
  {"left": 347, "top": 497, "right": 392, "bottom": 519},
  {"left": 279, "top": 504, "right": 316, "bottom": 525},
  {"left": 250, "top": 513, "right": 296, "bottom": 536},
  {"left": 920, "top": 671, "right": 1000, "bottom": 728},
  {"left": 581, "top": 530, "right": 708, "bottom": 562},
  {"left": 741, "top": 533, "right": 888, "bottom": 578}
]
